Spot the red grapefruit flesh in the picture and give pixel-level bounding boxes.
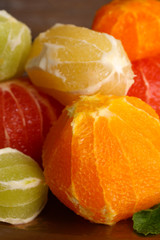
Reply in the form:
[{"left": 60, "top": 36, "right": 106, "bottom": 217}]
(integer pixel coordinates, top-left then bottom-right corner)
[
  {"left": 0, "top": 78, "right": 63, "bottom": 166},
  {"left": 127, "top": 55, "right": 160, "bottom": 116}
]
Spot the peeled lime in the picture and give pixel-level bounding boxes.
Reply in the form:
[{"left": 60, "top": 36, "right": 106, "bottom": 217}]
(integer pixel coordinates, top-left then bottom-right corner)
[
  {"left": 0, "top": 147, "right": 48, "bottom": 225},
  {"left": 0, "top": 10, "right": 31, "bottom": 81}
]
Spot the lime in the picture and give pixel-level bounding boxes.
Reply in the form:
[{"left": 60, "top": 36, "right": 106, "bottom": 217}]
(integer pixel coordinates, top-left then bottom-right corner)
[
  {"left": 0, "top": 10, "right": 31, "bottom": 81},
  {"left": 0, "top": 147, "right": 48, "bottom": 224}
]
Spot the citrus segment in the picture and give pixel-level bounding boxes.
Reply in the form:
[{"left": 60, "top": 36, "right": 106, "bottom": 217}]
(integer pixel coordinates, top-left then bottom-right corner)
[
  {"left": 42, "top": 112, "right": 78, "bottom": 212},
  {"left": 71, "top": 114, "right": 106, "bottom": 222},
  {"left": 92, "top": 0, "right": 160, "bottom": 61},
  {"left": 108, "top": 115, "right": 160, "bottom": 214},
  {"left": 0, "top": 147, "right": 48, "bottom": 225},
  {"left": 94, "top": 116, "right": 137, "bottom": 222},
  {"left": 108, "top": 97, "right": 160, "bottom": 152},
  {"left": 0, "top": 10, "right": 31, "bottom": 81},
  {"left": 43, "top": 95, "right": 160, "bottom": 225},
  {"left": 25, "top": 23, "right": 134, "bottom": 105}
]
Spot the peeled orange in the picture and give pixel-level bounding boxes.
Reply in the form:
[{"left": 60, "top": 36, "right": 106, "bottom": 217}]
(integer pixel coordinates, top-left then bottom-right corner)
[
  {"left": 92, "top": 0, "right": 160, "bottom": 61},
  {"left": 43, "top": 95, "right": 160, "bottom": 225},
  {"left": 25, "top": 23, "right": 134, "bottom": 105}
]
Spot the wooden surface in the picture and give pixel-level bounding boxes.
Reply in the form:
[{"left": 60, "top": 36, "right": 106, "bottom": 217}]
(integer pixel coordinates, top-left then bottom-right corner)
[
  {"left": 0, "top": 0, "right": 111, "bottom": 38},
  {"left": 0, "top": 193, "right": 156, "bottom": 240}
]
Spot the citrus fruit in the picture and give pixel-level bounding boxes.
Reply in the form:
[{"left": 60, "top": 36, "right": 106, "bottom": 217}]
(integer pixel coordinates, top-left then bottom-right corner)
[
  {"left": 127, "top": 54, "right": 160, "bottom": 116},
  {"left": 0, "top": 77, "right": 63, "bottom": 165},
  {"left": 92, "top": 0, "right": 160, "bottom": 61},
  {"left": 43, "top": 94, "right": 160, "bottom": 225},
  {"left": 0, "top": 10, "right": 31, "bottom": 81},
  {"left": 25, "top": 23, "right": 134, "bottom": 106},
  {"left": 0, "top": 147, "right": 48, "bottom": 225}
]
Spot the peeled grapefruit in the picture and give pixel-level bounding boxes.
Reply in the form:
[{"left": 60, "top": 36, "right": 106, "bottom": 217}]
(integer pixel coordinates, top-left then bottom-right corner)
[
  {"left": 0, "top": 78, "right": 63, "bottom": 165},
  {"left": 127, "top": 54, "right": 160, "bottom": 116}
]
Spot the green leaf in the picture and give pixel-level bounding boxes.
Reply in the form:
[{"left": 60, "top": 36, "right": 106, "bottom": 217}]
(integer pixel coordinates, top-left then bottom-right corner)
[{"left": 133, "top": 205, "right": 160, "bottom": 236}]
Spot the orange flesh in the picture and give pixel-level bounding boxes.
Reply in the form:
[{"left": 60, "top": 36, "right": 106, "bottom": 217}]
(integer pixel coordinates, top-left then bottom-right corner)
[
  {"left": 43, "top": 95, "right": 160, "bottom": 225},
  {"left": 71, "top": 114, "right": 106, "bottom": 222},
  {"left": 94, "top": 116, "right": 137, "bottom": 223},
  {"left": 109, "top": 115, "right": 160, "bottom": 214},
  {"left": 43, "top": 112, "right": 78, "bottom": 212},
  {"left": 92, "top": 0, "right": 160, "bottom": 61}
]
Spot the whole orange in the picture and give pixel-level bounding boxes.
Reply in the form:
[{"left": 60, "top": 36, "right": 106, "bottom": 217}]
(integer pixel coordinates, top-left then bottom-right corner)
[
  {"left": 43, "top": 95, "right": 160, "bottom": 225},
  {"left": 92, "top": 0, "right": 160, "bottom": 61}
]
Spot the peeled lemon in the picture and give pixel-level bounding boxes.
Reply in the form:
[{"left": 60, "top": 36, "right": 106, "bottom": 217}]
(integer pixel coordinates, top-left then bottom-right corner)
[
  {"left": 0, "top": 10, "right": 31, "bottom": 81},
  {"left": 25, "top": 23, "right": 134, "bottom": 105},
  {"left": 0, "top": 148, "right": 48, "bottom": 225}
]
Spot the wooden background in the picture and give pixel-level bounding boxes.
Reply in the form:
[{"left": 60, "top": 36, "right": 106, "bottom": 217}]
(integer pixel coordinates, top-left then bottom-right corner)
[{"left": 0, "top": 0, "right": 111, "bottom": 39}]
